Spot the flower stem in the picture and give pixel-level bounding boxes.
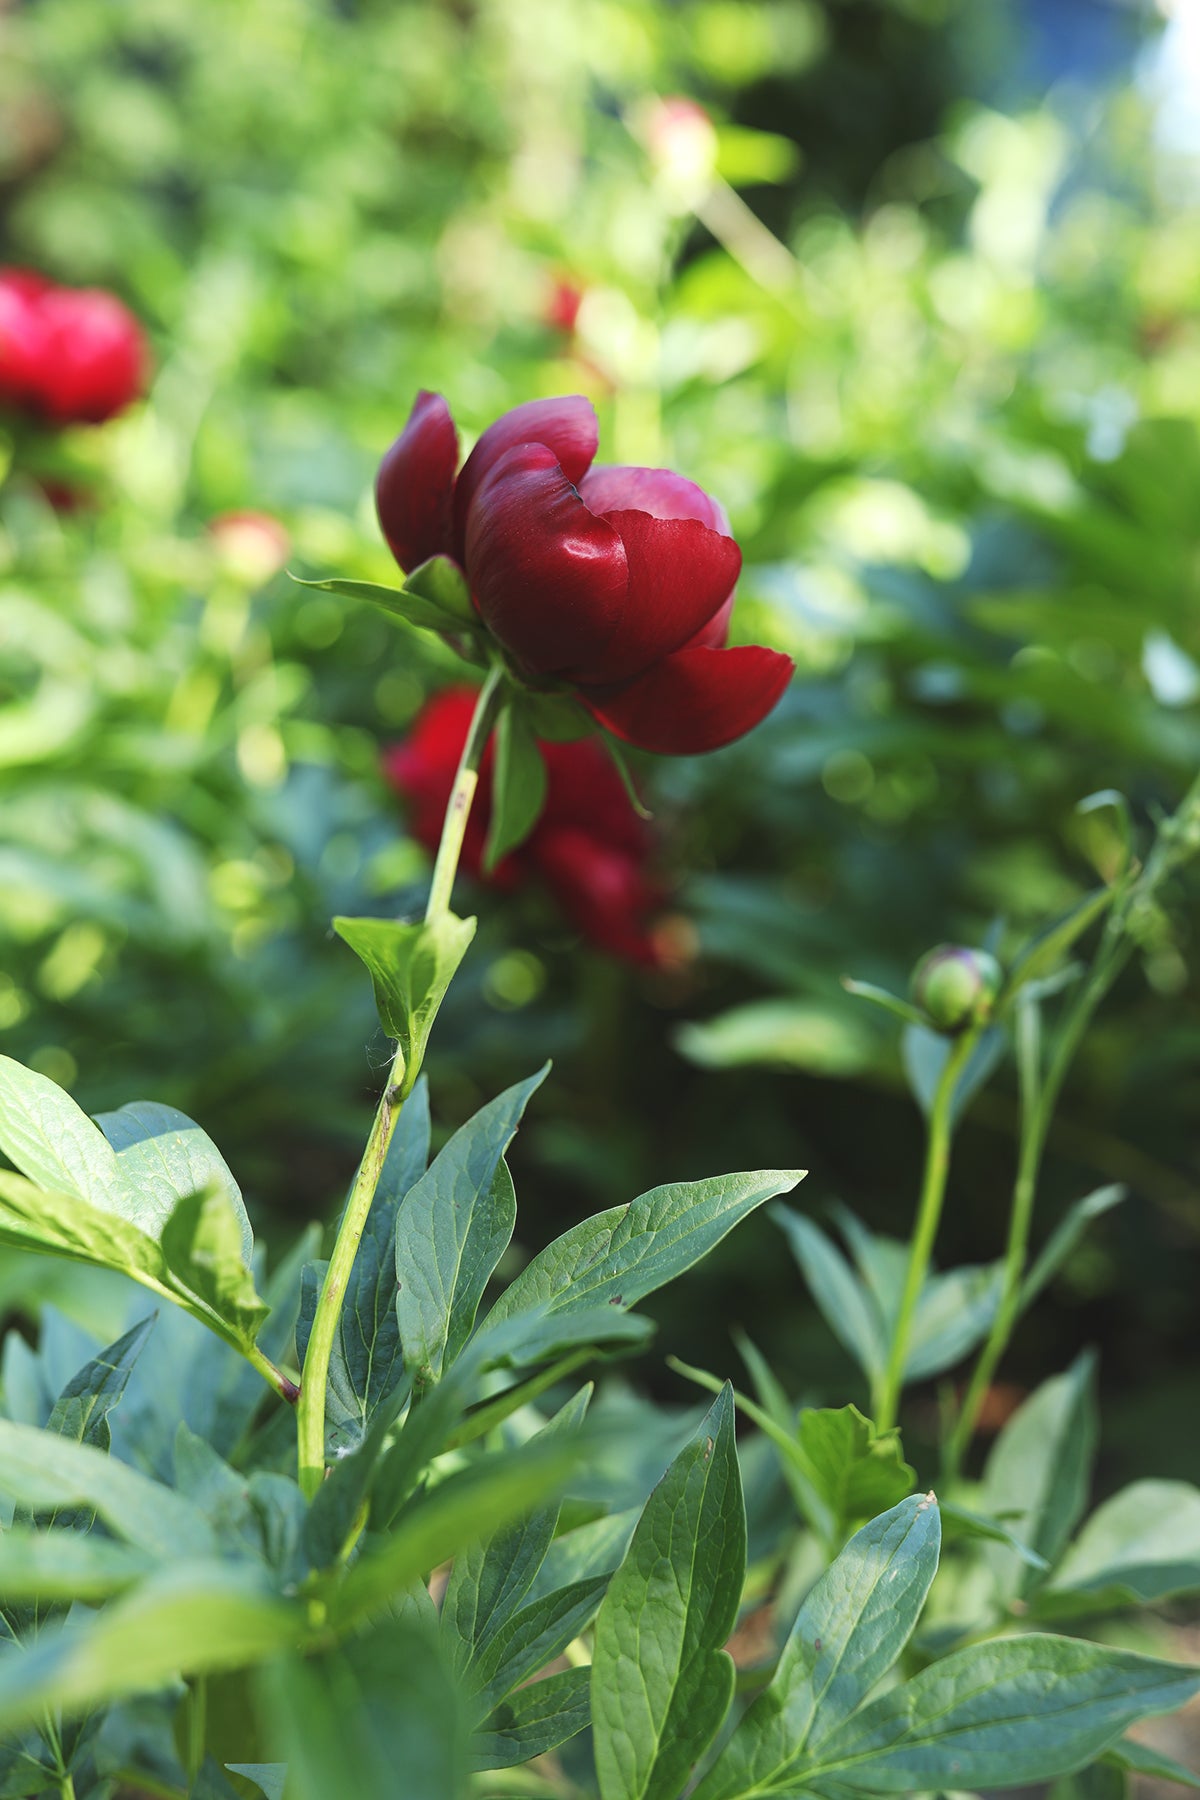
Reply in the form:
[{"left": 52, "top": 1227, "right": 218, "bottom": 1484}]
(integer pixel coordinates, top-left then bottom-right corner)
[
  {"left": 295, "top": 666, "right": 503, "bottom": 1499},
  {"left": 874, "top": 1027, "right": 979, "bottom": 1434}
]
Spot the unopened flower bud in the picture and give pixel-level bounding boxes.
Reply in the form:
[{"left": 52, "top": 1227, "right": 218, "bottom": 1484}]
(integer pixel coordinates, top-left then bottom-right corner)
[{"left": 911, "top": 945, "right": 1002, "bottom": 1033}]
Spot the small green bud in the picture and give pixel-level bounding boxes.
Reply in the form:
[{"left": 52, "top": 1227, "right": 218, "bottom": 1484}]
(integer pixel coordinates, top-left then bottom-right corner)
[{"left": 911, "top": 944, "right": 1003, "bottom": 1033}]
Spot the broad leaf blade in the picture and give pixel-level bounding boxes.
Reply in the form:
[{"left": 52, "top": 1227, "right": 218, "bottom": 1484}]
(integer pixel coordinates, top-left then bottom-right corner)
[
  {"left": 333, "top": 912, "right": 476, "bottom": 1096},
  {"left": 470, "top": 1665, "right": 591, "bottom": 1772},
  {"left": 95, "top": 1101, "right": 253, "bottom": 1263},
  {"left": 591, "top": 1384, "right": 744, "bottom": 1800},
  {"left": 0, "top": 1057, "right": 153, "bottom": 1230},
  {"left": 693, "top": 1493, "right": 940, "bottom": 1800},
  {"left": 0, "top": 1530, "right": 155, "bottom": 1603},
  {"left": 980, "top": 1352, "right": 1097, "bottom": 1600},
  {"left": 1045, "top": 1479, "right": 1200, "bottom": 1612},
  {"left": 160, "top": 1187, "right": 269, "bottom": 1349},
  {"left": 396, "top": 1071, "right": 546, "bottom": 1388},
  {"left": 811, "top": 1635, "right": 1200, "bottom": 1792}
]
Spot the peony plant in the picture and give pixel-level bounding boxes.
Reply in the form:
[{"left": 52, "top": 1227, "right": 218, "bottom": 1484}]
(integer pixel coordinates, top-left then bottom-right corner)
[{"left": 0, "top": 396, "right": 1197, "bottom": 1799}]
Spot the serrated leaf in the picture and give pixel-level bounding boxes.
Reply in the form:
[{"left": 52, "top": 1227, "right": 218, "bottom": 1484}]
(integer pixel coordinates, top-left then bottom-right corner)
[
  {"left": 693, "top": 1494, "right": 940, "bottom": 1800},
  {"left": 0, "top": 1563, "right": 299, "bottom": 1736},
  {"left": 486, "top": 1170, "right": 805, "bottom": 1332},
  {"left": 396, "top": 1070, "right": 546, "bottom": 1389},
  {"left": 334, "top": 911, "right": 476, "bottom": 1096},
  {"left": 1044, "top": 1479, "right": 1200, "bottom": 1612},
  {"left": 470, "top": 1665, "right": 591, "bottom": 1772},
  {"left": 484, "top": 700, "right": 548, "bottom": 871},
  {"left": 1021, "top": 1186, "right": 1127, "bottom": 1314},
  {"left": 980, "top": 1353, "right": 1097, "bottom": 1601},
  {"left": 95, "top": 1101, "right": 253, "bottom": 1263},
  {"left": 809, "top": 1635, "right": 1200, "bottom": 1792},
  {"left": 592, "top": 1385, "right": 744, "bottom": 1800}
]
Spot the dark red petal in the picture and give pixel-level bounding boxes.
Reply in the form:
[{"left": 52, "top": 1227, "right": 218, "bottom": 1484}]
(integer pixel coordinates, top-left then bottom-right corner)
[
  {"left": 582, "top": 643, "right": 794, "bottom": 755},
  {"left": 533, "top": 826, "right": 661, "bottom": 963},
  {"left": 565, "top": 511, "right": 741, "bottom": 686},
  {"left": 34, "top": 289, "right": 146, "bottom": 424},
  {"left": 453, "top": 395, "right": 598, "bottom": 551},
  {"left": 681, "top": 590, "right": 734, "bottom": 651},
  {"left": 466, "top": 443, "right": 628, "bottom": 678},
  {"left": 375, "top": 391, "right": 459, "bottom": 575},
  {"left": 579, "top": 464, "right": 727, "bottom": 531}
]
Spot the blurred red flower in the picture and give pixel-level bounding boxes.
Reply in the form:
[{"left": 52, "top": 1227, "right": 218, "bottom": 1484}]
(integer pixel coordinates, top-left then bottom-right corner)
[
  {"left": 375, "top": 392, "right": 793, "bottom": 756},
  {"left": 0, "top": 267, "right": 147, "bottom": 426},
  {"left": 384, "top": 686, "right": 666, "bottom": 963},
  {"left": 543, "top": 275, "right": 585, "bottom": 336}
]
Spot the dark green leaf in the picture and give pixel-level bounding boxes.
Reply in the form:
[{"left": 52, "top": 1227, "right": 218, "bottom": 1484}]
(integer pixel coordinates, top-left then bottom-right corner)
[
  {"left": 333, "top": 911, "right": 476, "bottom": 1096},
  {"left": 486, "top": 1169, "right": 805, "bottom": 1331},
  {"left": 470, "top": 1666, "right": 591, "bottom": 1772},
  {"left": 469, "top": 1574, "right": 609, "bottom": 1718},
  {"left": 484, "top": 699, "right": 548, "bottom": 871},
  {"left": 591, "top": 1385, "right": 744, "bottom": 1800},
  {"left": 794, "top": 1406, "right": 914, "bottom": 1536},
  {"left": 225, "top": 1768, "right": 288, "bottom": 1800},
  {"left": 261, "top": 1612, "right": 466, "bottom": 1800},
  {"left": 692, "top": 1493, "right": 940, "bottom": 1800},
  {"left": 27, "top": 1314, "right": 156, "bottom": 1534},
  {"left": 810, "top": 1635, "right": 1200, "bottom": 1792},
  {"left": 160, "top": 1187, "right": 269, "bottom": 1349},
  {"left": 396, "top": 1070, "right": 546, "bottom": 1388}
]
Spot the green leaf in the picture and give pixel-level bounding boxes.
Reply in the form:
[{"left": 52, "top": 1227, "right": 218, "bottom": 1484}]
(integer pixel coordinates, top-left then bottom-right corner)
[
  {"left": 160, "top": 1187, "right": 269, "bottom": 1349},
  {"left": 1001, "top": 885, "right": 1118, "bottom": 1007},
  {"left": 692, "top": 1493, "right": 940, "bottom": 1800},
  {"left": 1044, "top": 1479, "right": 1200, "bottom": 1612},
  {"left": 809, "top": 1635, "right": 1200, "bottom": 1792},
  {"left": 939, "top": 1501, "right": 1050, "bottom": 1572},
  {"left": 0, "top": 1055, "right": 158, "bottom": 1232},
  {"left": 469, "top": 1574, "right": 609, "bottom": 1718},
  {"left": 25, "top": 1314, "right": 156, "bottom": 1535},
  {"left": 294, "top": 554, "right": 476, "bottom": 633},
  {"left": 530, "top": 1508, "right": 640, "bottom": 1603},
  {"left": 0, "top": 1530, "right": 155, "bottom": 1603},
  {"left": 442, "top": 1385, "right": 591, "bottom": 1678},
  {"left": 95, "top": 1100, "right": 253, "bottom": 1264},
  {"left": 901, "top": 1024, "right": 1005, "bottom": 1124},
  {"left": 841, "top": 978, "right": 928, "bottom": 1030},
  {"left": 0, "top": 1564, "right": 299, "bottom": 1736},
  {"left": 1106, "top": 1735, "right": 1200, "bottom": 1788},
  {"left": 794, "top": 1406, "right": 914, "bottom": 1537},
  {"left": 334, "top": 911, "right": 476, "bottom": 1096},
  {"left": 771, "top": 1208, "right": 885, "bottom": 1382},
  {"left": 334, "top": 1435, "right": 580, "bottom": 1629},
  {"left": 0, "top": 1420, "right": 217, "bottom": 1561},
  {"left": 396, "top": 1070, "right": 546, "bottom": 1389},
  {"left": 484, "top": 700, "right": 548, "bottom": 871},
  {"left": 470, "top": 1666, "right": 591, "bottom": 1772},
  {"left": 980, "top": 1352, "right": 1097, "bottom": 1601},
  {"left": 1020, "top": 1186, "right": 1126, "bottom": 1314},
  {"left": 472, "top": 1304, "right": 654, "bottom": 1376},
  {"left": 225, "top": 1767, "right": 288, "bottom": 1800},
  {"left": 261, "top": 1612, "right": 467, "bottom": 1800},
  {"left": 486, "top": 1169, "right": 805, "bottom": 1331},
  {"left": 591, "top": 1385, "right": 744, "bottom": 1800}
]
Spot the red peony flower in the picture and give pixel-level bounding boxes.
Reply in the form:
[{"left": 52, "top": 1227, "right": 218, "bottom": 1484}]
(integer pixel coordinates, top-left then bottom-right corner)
[
  {"left": 0, "top": 268, "right": 147, "bottom": 426},
  {"left": 375, "top": 393, "right": 793, "bottom": 756},
  {"left": 384, "top": 686, "right": 666, "bottom": 963}
]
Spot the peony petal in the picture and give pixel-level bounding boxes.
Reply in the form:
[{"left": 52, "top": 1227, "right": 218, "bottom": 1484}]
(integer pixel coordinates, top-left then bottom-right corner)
[
  {"left": 375, "top": 390, "right": 459, "bottom": 575},
  {"left": 466, "top": 443, "right": 628, "bottom": 678},
  {"left": 533, "top": 827, "right": 661, "bottom": 964},
  {"left": 681, "top": 590, "right": 734, "bottom": 652},
  {"left": 35, "top": 288, "right": 146, "bottom": 425},
  {"left": 453, "top": 394, "right": 598, "bottom": 551},
  {"left": 582, "top": 643, "right": 794, "bottom": 755},
  {"left": 565, "top": 510, "right": 741, "bottom": 685},
  {"left": 579, "top": 464, "right": 728, "bottom": 532}
]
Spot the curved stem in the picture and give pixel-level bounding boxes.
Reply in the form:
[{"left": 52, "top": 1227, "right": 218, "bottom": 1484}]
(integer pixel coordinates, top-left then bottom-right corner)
[
  {"left": 874, "top": 1028, "right": 979, "bottom": 1434},
  {"left": 295, "top": 668, "right": 504, "bottom": 1498}
]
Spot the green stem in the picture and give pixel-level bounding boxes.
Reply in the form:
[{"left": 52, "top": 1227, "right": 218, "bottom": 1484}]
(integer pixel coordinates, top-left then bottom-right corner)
[
  {"left": 874, "top": 1028, "right": 979, "bottom": 1434},
  {"left": 295, "top": 667, "right": 504, "bottom": 1499}
]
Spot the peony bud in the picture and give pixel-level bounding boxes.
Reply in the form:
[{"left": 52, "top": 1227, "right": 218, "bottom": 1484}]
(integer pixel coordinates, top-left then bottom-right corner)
[{"left": 911, "top": 945, "right": 1002, "bottom": 1033}]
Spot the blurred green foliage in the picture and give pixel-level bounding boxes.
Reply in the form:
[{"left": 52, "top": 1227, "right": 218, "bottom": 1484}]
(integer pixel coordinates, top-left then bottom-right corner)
[{"left": 1, "top": 0, "right": 1197, "bottom": 1475}]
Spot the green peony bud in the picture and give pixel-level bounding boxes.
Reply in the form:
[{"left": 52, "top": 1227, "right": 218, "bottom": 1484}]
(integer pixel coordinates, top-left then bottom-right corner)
[{"left": 911, "top": 944, "right": 1003, "bottom": 1033}]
